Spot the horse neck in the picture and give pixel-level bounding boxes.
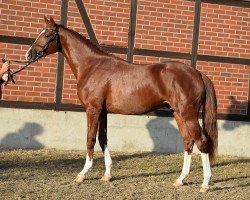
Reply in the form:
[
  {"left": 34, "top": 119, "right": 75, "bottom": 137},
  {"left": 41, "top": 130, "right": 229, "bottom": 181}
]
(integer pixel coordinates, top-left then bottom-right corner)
[{"left": 58, "top": 26, "right": 101, "bottom": 80}]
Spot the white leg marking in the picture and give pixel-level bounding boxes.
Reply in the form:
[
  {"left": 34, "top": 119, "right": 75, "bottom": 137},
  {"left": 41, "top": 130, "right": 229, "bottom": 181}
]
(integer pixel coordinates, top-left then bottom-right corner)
[
  {"left": 176, "top": 151, "right": 192, "bottom": 184},
  {"left": 201, "top": 153, "right": 211, "bottom": 187},
  {"left": 104, "top": 145, "right": 112, "bottom": 176},
  {"left": 78, "top": 154, "right": 93, "bottom": 177}
]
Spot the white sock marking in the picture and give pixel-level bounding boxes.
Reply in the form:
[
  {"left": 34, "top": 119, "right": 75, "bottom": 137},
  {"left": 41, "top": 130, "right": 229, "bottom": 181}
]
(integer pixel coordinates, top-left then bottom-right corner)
[
  {"left": 79, "top": 154, "right": 93, "bottom": 177},
  {"left": 177, "top": 151, "right": 192, "bottom": 183},
  {"left": 104, "top": 145, "right": 112, "bottom": 176},
  {"left": 201, "top": 153, "right": 211, "bottom": 187}
]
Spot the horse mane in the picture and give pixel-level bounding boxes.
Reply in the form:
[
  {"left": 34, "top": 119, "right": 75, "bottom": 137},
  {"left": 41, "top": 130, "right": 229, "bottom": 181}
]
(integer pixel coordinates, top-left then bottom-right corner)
[
  {"left": 58, "top": 24, "right": 127, "bottom": 62},
  {"left": 58, "top": 25, "right": 177, "bottom": 66}
]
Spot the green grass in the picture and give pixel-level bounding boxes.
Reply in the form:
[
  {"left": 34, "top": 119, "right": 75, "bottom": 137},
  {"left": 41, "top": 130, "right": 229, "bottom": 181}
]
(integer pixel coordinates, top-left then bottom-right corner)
[{"left": 0, "top": 149, "right": 249, "bottom": 200}]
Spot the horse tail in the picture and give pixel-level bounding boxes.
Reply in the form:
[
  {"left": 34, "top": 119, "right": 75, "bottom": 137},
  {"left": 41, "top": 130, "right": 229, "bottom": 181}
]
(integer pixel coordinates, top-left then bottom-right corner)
[{"left": 201, "top": 73, "right": 218, "bottom": 162}]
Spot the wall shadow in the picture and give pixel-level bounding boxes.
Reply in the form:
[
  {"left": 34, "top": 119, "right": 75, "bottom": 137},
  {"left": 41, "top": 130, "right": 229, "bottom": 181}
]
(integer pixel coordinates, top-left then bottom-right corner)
[
  {"left": 222, "top": 96, "right": 249, "bottom": 131},
  {"left": 0, "top": 122, "right": 44, "bottom": 149},
  {"left": 146, "top": 116, "right": 183, "bottom": 153}
]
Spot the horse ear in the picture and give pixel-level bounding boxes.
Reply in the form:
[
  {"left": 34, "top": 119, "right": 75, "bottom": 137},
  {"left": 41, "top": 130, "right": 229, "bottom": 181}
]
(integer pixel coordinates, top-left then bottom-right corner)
[
  {"left": 49, "top": 17, "right": 56, "bottom": 27},
  {"left": 44, "top": 16, "right": 50, "bottom": 26}
]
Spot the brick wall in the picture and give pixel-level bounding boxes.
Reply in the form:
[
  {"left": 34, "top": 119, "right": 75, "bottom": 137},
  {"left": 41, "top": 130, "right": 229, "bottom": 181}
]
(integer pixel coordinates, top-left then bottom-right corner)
[
  {"left": 0, "top": 0, "right": 249, "bottom": 115},
  {"left": 0, "top": 0, "right": 60, "bottom": 102},
  {"left": 198, "top": 3, "right": 250, "bottom": 115}
]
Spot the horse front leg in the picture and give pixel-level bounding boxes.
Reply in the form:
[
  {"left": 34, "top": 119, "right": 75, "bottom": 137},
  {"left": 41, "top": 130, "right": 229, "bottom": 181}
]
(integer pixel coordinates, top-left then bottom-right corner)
[
  {"left": 75, "top": 106, "right": 101, "bottom": 182},
  {"left": 98, "top": 109, "right": 112, "bottom": 181}
]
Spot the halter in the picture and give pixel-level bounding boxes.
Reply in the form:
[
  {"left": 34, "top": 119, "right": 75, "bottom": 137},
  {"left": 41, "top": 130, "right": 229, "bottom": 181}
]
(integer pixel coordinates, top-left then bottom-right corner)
[{"left": 2, "top": 26, "right": 60, "bottom": 86}]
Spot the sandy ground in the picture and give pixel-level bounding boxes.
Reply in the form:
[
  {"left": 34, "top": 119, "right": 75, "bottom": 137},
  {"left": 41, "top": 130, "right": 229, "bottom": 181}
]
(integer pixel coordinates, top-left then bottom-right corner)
[{"left": 0, "top": 149, "right": 249, "bottom": 200}]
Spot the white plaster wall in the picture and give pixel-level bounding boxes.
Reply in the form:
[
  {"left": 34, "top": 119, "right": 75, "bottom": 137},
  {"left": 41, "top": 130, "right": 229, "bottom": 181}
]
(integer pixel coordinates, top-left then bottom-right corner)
[{"left": 0, "top": 108, "right": 249, "bottom": 157}]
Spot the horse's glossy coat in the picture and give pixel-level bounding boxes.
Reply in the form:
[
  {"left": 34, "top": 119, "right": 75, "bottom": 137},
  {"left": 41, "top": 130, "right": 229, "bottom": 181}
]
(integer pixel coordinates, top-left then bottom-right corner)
[{"left": 27, "top": 17, "right": 218, "bottom": 191}]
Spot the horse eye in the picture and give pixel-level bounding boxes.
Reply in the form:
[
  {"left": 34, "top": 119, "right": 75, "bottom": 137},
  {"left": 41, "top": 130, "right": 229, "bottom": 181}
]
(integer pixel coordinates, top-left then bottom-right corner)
[{"left": 45, "top": 34, "right": 50, "bottom": 38}]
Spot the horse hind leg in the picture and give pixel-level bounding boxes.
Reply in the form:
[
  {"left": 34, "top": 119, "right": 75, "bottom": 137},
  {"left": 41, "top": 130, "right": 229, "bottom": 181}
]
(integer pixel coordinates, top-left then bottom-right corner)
[
  {"left": 173, "top": 112, "right": 194, "bottom": 187},
  {"left": 195, "top": 129, "right": 211, "bottom": 192},
  {"left": 180, "top": 114, "right": 211, "bottom": 192},
  {"left": 98, "top": 109, "right": 112, "bottom": 181}
]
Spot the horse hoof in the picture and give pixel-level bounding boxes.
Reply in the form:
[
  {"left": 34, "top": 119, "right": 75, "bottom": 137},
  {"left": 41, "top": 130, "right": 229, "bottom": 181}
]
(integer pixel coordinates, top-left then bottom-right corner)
[
  {"left": 200, "top": 185, "right": 209, "bottom": 193},
  {"left": 74, "top": 175, "right": 85, "bottom": 183},
  {"left": 101, "top": 175, "right": 112, "bottom": 181},
  {"left": 173, "top": 180, "right": 183, "bottom": 187}
]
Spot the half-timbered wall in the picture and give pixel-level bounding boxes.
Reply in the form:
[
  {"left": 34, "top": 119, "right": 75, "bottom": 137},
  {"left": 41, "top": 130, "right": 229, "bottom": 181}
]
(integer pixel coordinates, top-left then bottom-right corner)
[{"left": 0, "top": 0, "right": 249, "bottom": 121}]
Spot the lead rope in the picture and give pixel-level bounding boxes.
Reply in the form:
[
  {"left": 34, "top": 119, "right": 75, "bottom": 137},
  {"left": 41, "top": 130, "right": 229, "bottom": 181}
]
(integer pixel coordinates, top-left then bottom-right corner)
[{"left": 1, "top": 58, "right": 33, "bottom": 86}]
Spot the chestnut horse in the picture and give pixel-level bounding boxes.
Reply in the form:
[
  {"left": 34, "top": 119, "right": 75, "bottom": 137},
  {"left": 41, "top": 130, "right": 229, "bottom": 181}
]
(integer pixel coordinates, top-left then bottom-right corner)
[{"left": 26, "top": 17, "right": 218, "bottom": 192}]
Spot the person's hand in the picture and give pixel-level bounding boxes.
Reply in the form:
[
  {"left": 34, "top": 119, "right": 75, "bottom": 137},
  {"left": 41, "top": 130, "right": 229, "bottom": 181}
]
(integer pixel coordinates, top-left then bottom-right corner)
[
  {"left": 0, "top": 62, "right": 10, "bottom": 75},
  {"left": 2, "top": 73, "right": 8, "bottom": 82}
]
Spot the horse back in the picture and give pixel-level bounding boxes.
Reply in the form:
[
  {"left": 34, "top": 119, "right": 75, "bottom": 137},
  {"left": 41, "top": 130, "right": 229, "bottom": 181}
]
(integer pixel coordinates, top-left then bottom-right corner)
[{"left": 103, "top": 60, "right": 205, "bottom": 114}]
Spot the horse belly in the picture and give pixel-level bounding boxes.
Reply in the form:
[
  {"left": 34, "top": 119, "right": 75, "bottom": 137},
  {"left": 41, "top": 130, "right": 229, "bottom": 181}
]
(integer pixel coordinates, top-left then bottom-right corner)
[{"left": 106, "top": 90, "right": 164, "bottom": 114}]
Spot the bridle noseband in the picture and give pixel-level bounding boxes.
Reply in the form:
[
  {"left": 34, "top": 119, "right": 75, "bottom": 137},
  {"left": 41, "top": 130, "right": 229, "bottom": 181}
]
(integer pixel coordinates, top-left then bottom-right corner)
[{"left": 31, "top": 25, "right": 60, "bottom": 61}]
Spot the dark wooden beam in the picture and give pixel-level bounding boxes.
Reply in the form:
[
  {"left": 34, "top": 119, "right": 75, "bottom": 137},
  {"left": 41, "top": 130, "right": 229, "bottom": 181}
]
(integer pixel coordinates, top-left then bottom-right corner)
[
  {"left": 0, "top": 35, "right": 34, "bottom": 45},
  {"left": 0, "top": 100, "right": 55, "bottom": 110},
  {"left": 191, "top": 0, "right": 202, "bottom": 68},
  {"left": 134, "top": 48, "right": 191, "bottom": 60},
  {"left": 101, "top": 45, "right": 127, "bottom": 54},
  {"left": 198, "top": 54, "right": 250, "bottom": 65},
  {"left": 1, "top": 35, "right": 249, "bottom": 66},
  {"left": 56, "top": 0, "right": 69, "bottom": 105},
  {"left": 0, "top": 100, "right": 249, "bottom": 121},
  {"left": 55, "top": 0, "right": 69, "bottom": 105},
  {"left": 201, "top": 0, "right": 250, "bottom": 8},
  {"left": 127, "top": 0, "right": 138, "bottom": 63},
  {"left": 75, "top": 0, "right": 99, "bottom": 47}
]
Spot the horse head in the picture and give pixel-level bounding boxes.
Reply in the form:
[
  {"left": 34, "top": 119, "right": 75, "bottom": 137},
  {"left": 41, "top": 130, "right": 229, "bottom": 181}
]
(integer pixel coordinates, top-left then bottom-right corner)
[{"left": 26, "top": 16, "right": 61, "bottom": 62}]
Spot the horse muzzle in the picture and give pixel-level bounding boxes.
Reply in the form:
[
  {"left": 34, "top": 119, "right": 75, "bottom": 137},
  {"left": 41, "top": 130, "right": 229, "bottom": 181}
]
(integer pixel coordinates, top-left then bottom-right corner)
[{"left": 26, "top": 49, "right": 38, "bottom": 62}]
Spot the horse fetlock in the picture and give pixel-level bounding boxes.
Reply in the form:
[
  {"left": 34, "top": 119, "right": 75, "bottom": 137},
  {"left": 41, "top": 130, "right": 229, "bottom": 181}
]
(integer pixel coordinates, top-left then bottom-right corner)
[
  {"left": 202, "top": 175, "right": 211, "bottom": 187},
  {"left": 181, "top": 170, "right": 190, "bottom": 176},
  {"left": 177, "top": 171, "right": 189, "bottom": 183}
]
